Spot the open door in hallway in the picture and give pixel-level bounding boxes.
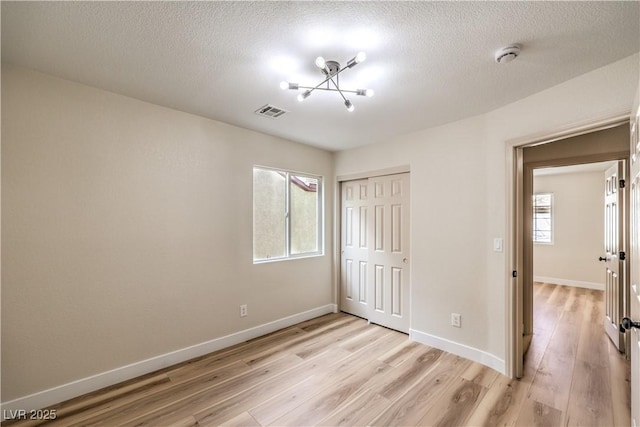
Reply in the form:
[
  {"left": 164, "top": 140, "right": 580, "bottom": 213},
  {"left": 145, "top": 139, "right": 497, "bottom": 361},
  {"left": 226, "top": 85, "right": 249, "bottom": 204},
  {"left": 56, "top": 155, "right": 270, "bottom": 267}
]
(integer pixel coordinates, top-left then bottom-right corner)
[
  {"left": 340, "top": 173, "right": 410, "bottom": 333},
  {"left": 603, "top": 161, "right": 626, "bottom": 351},
  {"left": 625, "top": 98, "right": 640, "bottom": 427},
  {"left": 629, "top": 164, "right": 640, "bottom": 427}
]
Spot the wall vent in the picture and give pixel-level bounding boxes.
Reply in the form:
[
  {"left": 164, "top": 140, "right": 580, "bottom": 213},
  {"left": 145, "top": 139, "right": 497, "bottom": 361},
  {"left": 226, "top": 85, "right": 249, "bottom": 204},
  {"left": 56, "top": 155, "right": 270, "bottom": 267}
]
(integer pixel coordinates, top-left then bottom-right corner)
[{"left": 255, "top": 104, "right": 289, "bottom": 119}]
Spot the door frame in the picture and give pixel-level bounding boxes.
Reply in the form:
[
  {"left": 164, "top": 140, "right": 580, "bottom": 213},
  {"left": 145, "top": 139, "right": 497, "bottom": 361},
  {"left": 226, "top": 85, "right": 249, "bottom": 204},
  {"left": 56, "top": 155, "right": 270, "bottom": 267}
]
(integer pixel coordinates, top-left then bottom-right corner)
[
  {"left": 334, "top": 165, "right": 411, "bottom": 322},
  {"left": 505, "top": 112, "right": 630, "bottom": 378}
]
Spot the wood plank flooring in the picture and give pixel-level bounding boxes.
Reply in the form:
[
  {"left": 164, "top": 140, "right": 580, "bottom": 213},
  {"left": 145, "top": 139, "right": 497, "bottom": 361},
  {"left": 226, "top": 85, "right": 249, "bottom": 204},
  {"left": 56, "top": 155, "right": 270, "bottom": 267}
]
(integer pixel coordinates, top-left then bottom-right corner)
[{"left": 3, "top": 282, "right": 631, "bottom": 426}]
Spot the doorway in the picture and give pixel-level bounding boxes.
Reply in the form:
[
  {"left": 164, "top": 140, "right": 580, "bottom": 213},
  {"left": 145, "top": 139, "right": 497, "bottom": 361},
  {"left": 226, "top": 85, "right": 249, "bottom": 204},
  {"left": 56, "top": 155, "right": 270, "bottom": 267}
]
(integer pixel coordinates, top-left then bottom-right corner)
[
  {"left": 508, "top": 121, "right": 630, "bottom": 379},
  {"left": 339, "top": 172, "right": 411, "bottom": 333},
  {"left": 524, "top": 162, "right": 631, "bottom": 424},
  {"left": 532, "top": 162, "right": 620, "bottom": 352},
  {"left": 505, "top": 121, "right": 632, "bottom": 423}
]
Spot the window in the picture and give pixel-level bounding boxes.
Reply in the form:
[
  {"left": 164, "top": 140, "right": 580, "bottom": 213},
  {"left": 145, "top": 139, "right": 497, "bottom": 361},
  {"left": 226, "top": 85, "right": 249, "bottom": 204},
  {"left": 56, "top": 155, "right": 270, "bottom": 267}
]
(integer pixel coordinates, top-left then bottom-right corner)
[
  {"left": 253, "top": 166, "right": 323, "bottom": 262},
  {"left": 533, "top": 193, "right": 553, "bottom": 244}
]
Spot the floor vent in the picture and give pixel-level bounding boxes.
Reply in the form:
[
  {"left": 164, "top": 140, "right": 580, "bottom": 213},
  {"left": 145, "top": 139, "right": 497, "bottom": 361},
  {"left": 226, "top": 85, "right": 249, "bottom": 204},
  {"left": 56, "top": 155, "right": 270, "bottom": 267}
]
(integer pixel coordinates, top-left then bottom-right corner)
[{"left": 255, "top": 104, "right": 288, "bottom": 119}]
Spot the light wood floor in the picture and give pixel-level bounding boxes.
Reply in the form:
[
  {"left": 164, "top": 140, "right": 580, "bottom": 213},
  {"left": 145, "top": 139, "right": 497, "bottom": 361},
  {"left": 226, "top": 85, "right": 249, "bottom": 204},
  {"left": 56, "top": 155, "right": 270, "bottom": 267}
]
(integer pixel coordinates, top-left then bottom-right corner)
[{"left": 4, "top": 282, "right": 631, "bottom": 426}]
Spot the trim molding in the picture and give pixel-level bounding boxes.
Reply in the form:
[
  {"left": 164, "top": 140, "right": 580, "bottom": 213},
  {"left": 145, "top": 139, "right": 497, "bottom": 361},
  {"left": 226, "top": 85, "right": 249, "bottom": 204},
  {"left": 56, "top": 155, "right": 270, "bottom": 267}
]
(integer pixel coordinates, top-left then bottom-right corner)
[
  {"left": 534, "top": 276, "right": 604, "bottom": 291},
  {"left": 1, "top": 304, "right": 337, "bottom": 416},
  {"left": 507, "top": 111, "right": 630, "bottom": 148},
  {"left": 409, "top": 329, "right": 505, "bottom": 375},
  {"left": 336, "top": 165, "right": 410, "bottom": 182}
]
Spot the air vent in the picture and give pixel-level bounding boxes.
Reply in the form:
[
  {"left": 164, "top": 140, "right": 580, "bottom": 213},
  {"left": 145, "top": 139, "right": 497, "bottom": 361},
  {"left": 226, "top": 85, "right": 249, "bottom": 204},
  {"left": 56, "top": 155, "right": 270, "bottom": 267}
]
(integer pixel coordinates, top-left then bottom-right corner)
[{"left": 255, "top": 104, "right": 289, "bottom": 119}]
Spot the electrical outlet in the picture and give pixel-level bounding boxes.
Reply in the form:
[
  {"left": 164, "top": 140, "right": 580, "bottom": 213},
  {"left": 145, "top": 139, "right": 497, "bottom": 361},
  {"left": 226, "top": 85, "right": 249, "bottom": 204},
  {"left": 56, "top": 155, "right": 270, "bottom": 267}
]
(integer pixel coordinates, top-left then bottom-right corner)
[
  {"left": 240, "top": 304, "right": 248, "bottom": 317},
  {"left": 451, "top": 313, "right": 461, "bottom": 328}
]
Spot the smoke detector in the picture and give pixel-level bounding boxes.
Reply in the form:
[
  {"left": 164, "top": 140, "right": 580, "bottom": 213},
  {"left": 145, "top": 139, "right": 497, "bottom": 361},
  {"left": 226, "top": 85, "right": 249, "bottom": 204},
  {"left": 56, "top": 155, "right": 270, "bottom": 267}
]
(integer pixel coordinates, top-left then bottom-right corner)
[{"left": 495, "top": 45, "right": 521, "bottom": 64}]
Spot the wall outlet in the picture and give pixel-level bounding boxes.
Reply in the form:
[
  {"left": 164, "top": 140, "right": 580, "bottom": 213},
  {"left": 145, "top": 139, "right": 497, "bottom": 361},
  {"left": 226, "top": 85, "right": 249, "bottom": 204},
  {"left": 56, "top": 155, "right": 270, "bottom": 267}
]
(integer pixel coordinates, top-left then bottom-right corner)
[
  {"left": 451, "top": 313, "right": 461, "bottom": 328},
  {"left": 240, "top": 304, "right": 248, "bottom": 317}
]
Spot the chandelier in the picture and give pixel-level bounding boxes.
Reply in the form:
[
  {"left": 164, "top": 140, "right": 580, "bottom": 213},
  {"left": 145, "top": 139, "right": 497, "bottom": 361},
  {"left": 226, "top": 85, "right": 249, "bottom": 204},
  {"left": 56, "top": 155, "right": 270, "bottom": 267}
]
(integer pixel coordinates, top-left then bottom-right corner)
[{"left": 280, "top": 52, "right": 374, "bottom": 112}]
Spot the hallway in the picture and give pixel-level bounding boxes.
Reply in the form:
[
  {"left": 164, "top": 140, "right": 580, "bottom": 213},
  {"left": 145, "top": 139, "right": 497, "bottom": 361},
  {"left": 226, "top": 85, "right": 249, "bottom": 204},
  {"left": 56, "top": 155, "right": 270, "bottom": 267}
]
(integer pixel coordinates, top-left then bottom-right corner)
[{"left": 521, "top": 282, "right": 631, "bottom": 425}]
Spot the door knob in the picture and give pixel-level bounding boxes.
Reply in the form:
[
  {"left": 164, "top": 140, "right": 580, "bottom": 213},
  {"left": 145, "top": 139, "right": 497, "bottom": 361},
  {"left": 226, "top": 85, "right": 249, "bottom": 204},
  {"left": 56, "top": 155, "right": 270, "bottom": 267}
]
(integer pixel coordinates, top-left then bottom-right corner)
[
  {"left": 598, "top": 256, "right": 609, "bottom": 262},
  {"left": 620, "top": 317, "right": 640, "bottom": 331},
  {"left": 403, "top": 258, "right": 408, "bottom": 264}
]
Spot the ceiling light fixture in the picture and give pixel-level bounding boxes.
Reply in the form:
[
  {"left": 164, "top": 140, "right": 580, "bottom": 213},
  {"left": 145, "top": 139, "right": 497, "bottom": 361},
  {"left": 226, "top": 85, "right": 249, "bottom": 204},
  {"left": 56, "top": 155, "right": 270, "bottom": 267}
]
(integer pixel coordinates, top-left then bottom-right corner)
[{"left": 280, "top": 52, "right": 374, "bottom": 112}]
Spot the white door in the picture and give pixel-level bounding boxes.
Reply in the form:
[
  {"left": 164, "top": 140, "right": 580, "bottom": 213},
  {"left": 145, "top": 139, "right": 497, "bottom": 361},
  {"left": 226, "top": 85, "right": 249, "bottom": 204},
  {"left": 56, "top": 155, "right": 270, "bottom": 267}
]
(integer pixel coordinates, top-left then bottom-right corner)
[
  {"left": 627, "top": 102, "right": 640, "bottom": 427},
  {"left": 603, "top": 162, "right": 625, "bottom": 351},
  {"left": 340, "top": 173, "right": 410, "bottom": 333},
  {"left": 367, "top": 174, "right": 410, "bottom": 332},
  {"left": 340, "top": 179, "right": 371, "bottom": 320}
]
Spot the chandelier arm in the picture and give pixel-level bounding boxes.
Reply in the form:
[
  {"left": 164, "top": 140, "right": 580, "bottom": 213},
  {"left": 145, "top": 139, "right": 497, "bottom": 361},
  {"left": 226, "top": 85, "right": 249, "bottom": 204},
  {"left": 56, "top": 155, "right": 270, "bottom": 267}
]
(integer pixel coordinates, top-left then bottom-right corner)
[
  {"left": 310, "top": 64, "right": 351, "bottom": 91},
  {"left": 304, "top": 71, "right": 342, "bottom": 96},
  {"left": 328, "top": 76, "right": 348, "bottom": 102},
  {"left": 297, "top": 86, "right": 359, "bottom": 94}
]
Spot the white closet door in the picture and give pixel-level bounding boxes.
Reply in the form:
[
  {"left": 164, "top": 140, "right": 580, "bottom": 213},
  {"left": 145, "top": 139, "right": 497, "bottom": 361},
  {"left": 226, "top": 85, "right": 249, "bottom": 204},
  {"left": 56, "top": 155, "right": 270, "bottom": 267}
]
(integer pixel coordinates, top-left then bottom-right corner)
[{"left": 340, "top": 173, "right": 410, "bottom": 333}]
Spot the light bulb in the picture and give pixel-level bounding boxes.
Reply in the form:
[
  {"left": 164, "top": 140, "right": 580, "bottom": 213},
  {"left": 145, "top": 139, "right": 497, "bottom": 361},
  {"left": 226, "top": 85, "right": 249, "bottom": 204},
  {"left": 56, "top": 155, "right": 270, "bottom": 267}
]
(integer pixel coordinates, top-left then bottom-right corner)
[
  {"left": 345, "top": 99, "right": 354, "bottom": 112},
  {"left": 298, "top": 90, "right": 311, "bottom": 102},
  {"left": 365, "top": 89, "right": 374, "bottom": 97},
  {"left": 280, "top": 81, "right": 289, "bottom": 90},
  {"left": 347, "top": 51, "right": 367, "bottom": 68},
  {"left": 315, "top": 56, "right": 326, "bottom": 69}
]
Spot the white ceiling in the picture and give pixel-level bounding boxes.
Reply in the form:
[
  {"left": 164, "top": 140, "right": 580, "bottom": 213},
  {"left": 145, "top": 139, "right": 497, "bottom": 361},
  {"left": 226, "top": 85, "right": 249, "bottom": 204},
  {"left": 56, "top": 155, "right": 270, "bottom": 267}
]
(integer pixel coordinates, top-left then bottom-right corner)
[{"left": 2, "top": 2, "right": 639, "bottom": 151}]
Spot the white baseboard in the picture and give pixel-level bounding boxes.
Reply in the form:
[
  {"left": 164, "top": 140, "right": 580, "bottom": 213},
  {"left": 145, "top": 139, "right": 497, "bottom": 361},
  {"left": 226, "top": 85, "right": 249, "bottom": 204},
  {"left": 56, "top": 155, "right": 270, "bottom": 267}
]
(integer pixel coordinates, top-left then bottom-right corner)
[
  {"left": 1, "top": 303, "right": 337, "bottom": 417},
  {"left": 534, "top": 276, "right": 604, "bottom": 291},
  {"left": 409, "top": 329, "right": 505, "bottom": 375}
]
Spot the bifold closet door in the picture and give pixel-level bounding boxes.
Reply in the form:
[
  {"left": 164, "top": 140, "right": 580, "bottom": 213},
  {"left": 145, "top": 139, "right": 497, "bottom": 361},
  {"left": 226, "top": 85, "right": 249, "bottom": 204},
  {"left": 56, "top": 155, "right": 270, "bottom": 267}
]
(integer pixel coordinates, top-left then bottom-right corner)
[{"left": 340, "top": 173, "right": 410, "bottom": 333}]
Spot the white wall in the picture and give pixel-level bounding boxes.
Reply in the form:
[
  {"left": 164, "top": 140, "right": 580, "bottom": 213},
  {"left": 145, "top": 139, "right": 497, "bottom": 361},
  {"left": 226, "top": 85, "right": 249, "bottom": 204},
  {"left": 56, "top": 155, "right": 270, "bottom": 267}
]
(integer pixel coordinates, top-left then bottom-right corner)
[
  {"left": 1, "top": 65, "right": 334, "bottom": 405},
  {"left": 335, "top": 54, "right": 639, "bottom": 369},
  {"left": 533, "top": 171, "right": 606, "bottom": 289}
]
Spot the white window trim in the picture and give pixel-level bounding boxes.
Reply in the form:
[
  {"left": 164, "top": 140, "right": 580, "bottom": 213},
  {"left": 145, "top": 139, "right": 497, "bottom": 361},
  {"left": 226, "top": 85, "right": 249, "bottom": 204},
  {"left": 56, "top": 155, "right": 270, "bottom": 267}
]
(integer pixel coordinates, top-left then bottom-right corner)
[{"left": 253, "top": 165, "right": 324, "bottom": 263}]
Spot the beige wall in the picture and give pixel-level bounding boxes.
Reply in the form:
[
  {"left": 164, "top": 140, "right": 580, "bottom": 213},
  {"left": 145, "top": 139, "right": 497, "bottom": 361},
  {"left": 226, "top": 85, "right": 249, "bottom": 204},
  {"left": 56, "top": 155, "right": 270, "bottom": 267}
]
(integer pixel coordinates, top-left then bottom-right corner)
[
  {"left": 1, "top": 65, "right": 334, "bottom": 401},
  {"left": 3, "top": 53, "right": 639, "bottom": 405},
  {"left": 335, "top": 54, "right": 639, "bottom": 363},
  {"left": 533, "top": 170, "right": 606, "bottom": 286}
]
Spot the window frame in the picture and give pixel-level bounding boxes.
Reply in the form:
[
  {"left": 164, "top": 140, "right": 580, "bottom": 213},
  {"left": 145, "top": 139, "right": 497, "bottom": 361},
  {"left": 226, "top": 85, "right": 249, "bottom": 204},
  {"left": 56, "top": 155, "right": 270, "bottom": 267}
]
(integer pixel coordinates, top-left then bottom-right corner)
[
  {"left": 252, "top": 165, "right": 324, "bottom": 263},
  {"left": 532, "top": 192, "right": 554, "bottom": 245}
]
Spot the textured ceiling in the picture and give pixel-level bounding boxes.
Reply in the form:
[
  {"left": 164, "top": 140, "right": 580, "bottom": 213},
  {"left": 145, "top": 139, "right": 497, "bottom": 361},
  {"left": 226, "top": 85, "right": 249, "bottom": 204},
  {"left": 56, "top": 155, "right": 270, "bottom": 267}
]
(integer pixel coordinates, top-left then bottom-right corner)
[{"left": 2, "top": 1, "right": 639, "bottom": 151}]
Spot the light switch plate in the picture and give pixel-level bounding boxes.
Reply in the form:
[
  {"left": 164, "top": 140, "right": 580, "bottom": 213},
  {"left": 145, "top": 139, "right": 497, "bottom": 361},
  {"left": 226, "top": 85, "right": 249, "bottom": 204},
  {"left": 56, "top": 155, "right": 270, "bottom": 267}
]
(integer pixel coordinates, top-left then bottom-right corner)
[{"left": 493, "top": 238, "right": 503, "bottom": 252}]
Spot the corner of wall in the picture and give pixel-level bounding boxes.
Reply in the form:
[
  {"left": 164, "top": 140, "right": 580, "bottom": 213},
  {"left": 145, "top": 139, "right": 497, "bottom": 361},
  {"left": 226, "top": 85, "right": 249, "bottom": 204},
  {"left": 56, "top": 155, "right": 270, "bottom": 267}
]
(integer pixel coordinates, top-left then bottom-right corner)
[{"left": 409, "top": 328, "right": 505, "bottom": 375}]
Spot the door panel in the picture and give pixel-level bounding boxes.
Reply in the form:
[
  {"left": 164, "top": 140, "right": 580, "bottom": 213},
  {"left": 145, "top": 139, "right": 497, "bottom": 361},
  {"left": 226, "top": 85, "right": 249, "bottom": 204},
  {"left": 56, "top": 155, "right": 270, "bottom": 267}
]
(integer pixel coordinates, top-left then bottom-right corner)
[
  {"left": 629, "top": 102, "right": 640, "bottom": 427},
  {"left": 374, "top": 264, "right": 384, "bottom": 311},
  {"left": 340, "top": 173, "right": 410, "bottom": 333},
  {"left": 631, "top": 174, "right": 640, "bottom": 427},
  {"left": 604, "top": 162, "right": 625, "bottom": 351},
  {"left": 367, "top": 174, "right": 410, "bottom": 332},
  {"left": 341, "top": 179, "right": 369, "bottom": 319}
]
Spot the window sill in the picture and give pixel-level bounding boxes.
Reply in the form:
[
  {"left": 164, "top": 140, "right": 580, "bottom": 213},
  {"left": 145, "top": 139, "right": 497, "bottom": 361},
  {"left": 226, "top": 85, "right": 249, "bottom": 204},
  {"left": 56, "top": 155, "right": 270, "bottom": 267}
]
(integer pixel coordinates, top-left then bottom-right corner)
[{"left": 253, "top": 252, "right": 324, "bottom": 264}]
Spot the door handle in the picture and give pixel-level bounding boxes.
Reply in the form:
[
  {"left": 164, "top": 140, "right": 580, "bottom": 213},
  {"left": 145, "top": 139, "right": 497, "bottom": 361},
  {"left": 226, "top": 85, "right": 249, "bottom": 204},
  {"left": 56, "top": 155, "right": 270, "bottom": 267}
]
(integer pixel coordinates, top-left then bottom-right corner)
[
  {"left": 403, "top": 258, "right": 408, "bottom": 264},
  {"left": 620, "top": 317, "right": 640, "bottom": 331},
  {"left": 598, "top": 256, "right": 609, "bottom": 262}
]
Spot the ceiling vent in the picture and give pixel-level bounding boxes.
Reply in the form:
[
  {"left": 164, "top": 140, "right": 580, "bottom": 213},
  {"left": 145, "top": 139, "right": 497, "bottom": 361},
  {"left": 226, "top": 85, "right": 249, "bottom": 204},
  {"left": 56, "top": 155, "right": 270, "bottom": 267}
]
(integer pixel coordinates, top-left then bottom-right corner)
[{"left": 255, "top": 104, "right": 289, "bottom": 119}]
